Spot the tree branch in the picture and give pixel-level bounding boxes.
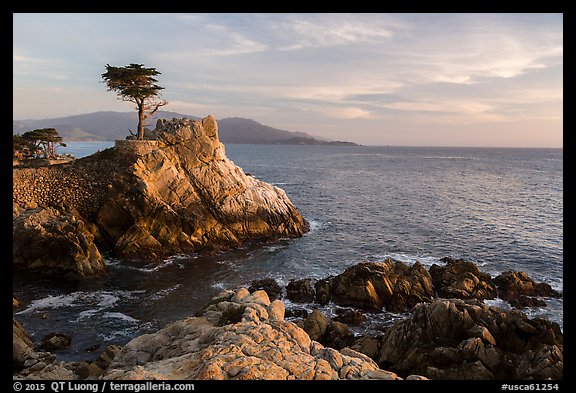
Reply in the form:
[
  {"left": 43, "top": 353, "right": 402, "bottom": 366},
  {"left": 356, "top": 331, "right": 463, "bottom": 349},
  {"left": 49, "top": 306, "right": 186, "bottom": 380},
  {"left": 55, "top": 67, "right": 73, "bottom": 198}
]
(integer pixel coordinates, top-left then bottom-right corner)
[{"left": 142, "top": 100, "right": 168, "bottom": 120}]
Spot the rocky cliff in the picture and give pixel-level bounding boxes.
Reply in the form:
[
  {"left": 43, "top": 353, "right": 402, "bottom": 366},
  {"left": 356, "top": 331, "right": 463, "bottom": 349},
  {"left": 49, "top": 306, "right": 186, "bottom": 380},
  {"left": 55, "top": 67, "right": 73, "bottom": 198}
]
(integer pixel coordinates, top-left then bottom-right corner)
[
  {"left": 12, "top": 115, "right": 309, "bottom": 275},
  {"left": 96, "top": 116, "right": 308, "bottom": 259}
]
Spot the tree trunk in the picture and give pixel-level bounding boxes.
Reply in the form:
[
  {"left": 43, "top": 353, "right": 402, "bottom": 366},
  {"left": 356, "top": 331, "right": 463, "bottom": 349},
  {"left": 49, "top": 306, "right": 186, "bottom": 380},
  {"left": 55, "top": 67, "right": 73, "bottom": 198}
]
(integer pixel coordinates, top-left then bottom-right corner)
[{"left": 137, "top": 102, "right": 145, "bottom": 140}]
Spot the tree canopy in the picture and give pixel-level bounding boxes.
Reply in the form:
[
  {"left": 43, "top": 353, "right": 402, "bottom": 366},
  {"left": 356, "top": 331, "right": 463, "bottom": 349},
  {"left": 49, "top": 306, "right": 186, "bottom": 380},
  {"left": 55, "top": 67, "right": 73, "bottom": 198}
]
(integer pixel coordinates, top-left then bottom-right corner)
[
  {"left": 14, "top": 128, "right": 66, "bottom": 159},
  {"left": 102, "top": 63, "right": 168, "bottom": 140}
]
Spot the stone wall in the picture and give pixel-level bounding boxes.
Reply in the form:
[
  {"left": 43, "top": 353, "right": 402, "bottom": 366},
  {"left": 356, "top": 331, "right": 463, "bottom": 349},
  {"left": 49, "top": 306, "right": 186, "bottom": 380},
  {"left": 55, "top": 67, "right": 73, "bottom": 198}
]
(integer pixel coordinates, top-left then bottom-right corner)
[{"left": 114, "top": 140, "right": 159, "bottom": 156}]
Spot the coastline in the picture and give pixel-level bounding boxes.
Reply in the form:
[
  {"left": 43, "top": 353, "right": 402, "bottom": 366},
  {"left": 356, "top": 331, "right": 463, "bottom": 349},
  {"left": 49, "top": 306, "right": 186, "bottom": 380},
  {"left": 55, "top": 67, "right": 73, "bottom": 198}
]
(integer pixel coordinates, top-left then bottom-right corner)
[
  {"left": 14, "top": 257, "right": 563, "bottom": 380},
  {"left": 13, "top": 120, "right": 563, "bottom": 381}
]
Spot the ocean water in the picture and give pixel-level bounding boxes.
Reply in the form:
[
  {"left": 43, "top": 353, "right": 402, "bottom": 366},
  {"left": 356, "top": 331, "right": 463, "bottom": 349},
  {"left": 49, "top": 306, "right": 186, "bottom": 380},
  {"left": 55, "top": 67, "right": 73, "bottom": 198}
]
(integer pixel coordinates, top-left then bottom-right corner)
[
  {"left": 57, "top": 141, "right": 115, "bottom": 158},
  {"left": 14, "top": 144, "right": 563, "bottom": 361}
]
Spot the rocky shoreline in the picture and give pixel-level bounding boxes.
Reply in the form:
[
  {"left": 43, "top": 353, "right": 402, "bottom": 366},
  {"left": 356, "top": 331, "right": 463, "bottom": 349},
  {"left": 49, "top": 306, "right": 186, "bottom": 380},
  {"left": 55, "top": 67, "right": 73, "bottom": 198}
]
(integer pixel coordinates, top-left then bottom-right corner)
[
  {"left": 13, "top": 115, "right": 562, "bottom": 380},
  {"left": 13, "top": 116, "right": 308, "bottom": 278},
  {"left": 13, "top": 258, "right": 563, "bottom": 380}
]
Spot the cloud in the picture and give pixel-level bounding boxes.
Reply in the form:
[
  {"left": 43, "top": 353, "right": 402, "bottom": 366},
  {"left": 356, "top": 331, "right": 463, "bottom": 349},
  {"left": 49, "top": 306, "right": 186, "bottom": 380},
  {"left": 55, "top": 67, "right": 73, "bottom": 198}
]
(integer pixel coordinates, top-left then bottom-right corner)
[
  {"left": 165, "top": 100, "right": 215, "bottom": 114},
  {"left": 202, "top": 32, "right": 268, "bottom": 56},
  {"left": 12, "top": 13, "right": 562, "bottom": 146},
  {"left": 324, "top": 107, "right": 373, "bottom": 119},
  {"left": 382, "top": 100, "right": 492, "bottom": 114},
  {"left": 13, "top": 54, "right": 46, "bottom": 63},
  {"left": 277, "top": 16, "right": 395, "bottom": 50}
]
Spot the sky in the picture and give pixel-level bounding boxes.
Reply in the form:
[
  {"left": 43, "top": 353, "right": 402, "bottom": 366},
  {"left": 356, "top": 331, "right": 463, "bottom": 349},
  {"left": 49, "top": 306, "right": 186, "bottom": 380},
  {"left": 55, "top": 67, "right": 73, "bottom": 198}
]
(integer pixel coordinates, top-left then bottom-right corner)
[{"left": 13, "top": 13, "right": 563, "bottom": 147}]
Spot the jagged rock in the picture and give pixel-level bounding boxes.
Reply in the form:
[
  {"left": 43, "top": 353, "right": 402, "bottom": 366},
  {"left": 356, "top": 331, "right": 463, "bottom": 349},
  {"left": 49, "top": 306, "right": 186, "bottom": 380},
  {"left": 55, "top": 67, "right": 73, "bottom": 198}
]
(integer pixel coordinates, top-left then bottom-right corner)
[
  {"left": 13, "top": 321, "right": 82, "bottom": 380},
  {"left": 94, "top": 345, "right": 122, "bottom": 371},
  {"left": 248, "top": 278, "right": 282, "bottom": 300},
  {"left": 329, "top": 259, "right": 435, "bottom": 312},
  {"left": 333, "top": 308, "right": 367, "bottom": 326},
  {"left": 16, "top": 362, "right": 78, "bottom": 380},
  {"left": 102, "top": 288, "right": 409, "bottom": 380},
  {"left": 286, "top": 278, "right": 316, "bottom": 303},
  {"left": 494, "top": 271, "right": 562, "bottom": 308},
  {"left": 268, "top": 300, "right": 285, "bottom": 322},
  {"left": 376, "top": 298, "right": 563, "bottom": 380},
  {"left": 314, "top": 278, "right": 332, "bottom": 304},
  {"left": 303, "top": 309, "right": 329, "bottom": 341},
  {"left": 324, "top": 321, "right": 355, "bottom": 350},
  {"left": 12, "top": 206, "right": 105, "bottom": 277},
  {"left": 285, "top": 308, "right": 309, "bottom": 319},
  {"left": 429, "top": 257, "right": 496, "bottom": 300},
  {"left": 13, "top": 116, "right": 308, "bottom": 274},
  {"left": 13, "top": 319, "right": 35, "bottom": 370},
  {"left": 39, "top": 333, "right": 72, "bottom": 351},
  {"left": 96, "top": 116, "right": 309, "bottom": 259},
  {"left": 351, "top": 335, "right": 382, "bottom": 360},
  {"left": 300, "top": 309, "right": 355, "bottom": 350}
]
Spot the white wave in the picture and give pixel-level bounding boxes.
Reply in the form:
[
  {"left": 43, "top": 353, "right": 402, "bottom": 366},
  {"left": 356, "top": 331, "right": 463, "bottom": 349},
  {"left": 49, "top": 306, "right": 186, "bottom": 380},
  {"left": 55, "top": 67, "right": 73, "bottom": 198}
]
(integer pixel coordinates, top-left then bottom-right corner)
[
  {"left": 102, "top": 312, "right": 139, "bottom": 323},
  {"left": 108, "top": 257, "right": 181, "bottom": 273},
  {"left": 17, "top": 290, "right": 144, "bottom": 317},
  {"left": 264, "top": 245, "right": 281, "bottom": 253},
  {"left": 76, "top": 309, "right": 99, "bottom": 320},
  {"left": 484, "top": 298, "right": 513, "bottom": 311},
  {"left": 147, "top": 284, "right": 184, "bottom": 301},
  {"left": 97, "top": 294, "right": 121, "bottom": 308},
  {"left": 306, "top": 219, "right": 325, "bottom": 232},
  {"left": 16, "top": 293, "right": 82, "bottom": 314},
  {"left": 374, "top": 252, "right": 442, "bottom": 267},
  {"left": 130, "top": 262, "right": 172, "bottom": 273},
  {"left": 216, "top": 260, "right": 238, "bottom": 269},
  {"left": 211, "top": 282, "right": 226, "bottom": 290},
  {"left": 98, "top": 321, "right": 155, "bottom": 341},
  {"left": 163, "top": 254, "right": 193, "bottom": 262}
]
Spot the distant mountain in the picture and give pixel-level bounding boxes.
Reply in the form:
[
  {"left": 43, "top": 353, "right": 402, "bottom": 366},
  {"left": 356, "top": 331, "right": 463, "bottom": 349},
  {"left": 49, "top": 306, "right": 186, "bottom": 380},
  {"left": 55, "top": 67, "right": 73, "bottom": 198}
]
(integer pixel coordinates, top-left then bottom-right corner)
[{"left": 13, "top": 111, "right": 359, "bottom": 146}]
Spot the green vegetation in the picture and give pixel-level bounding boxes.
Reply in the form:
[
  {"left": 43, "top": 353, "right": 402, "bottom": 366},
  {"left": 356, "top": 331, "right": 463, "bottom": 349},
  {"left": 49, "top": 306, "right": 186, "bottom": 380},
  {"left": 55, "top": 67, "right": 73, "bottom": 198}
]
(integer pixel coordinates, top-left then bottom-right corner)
[
  {"left": 101, "top": 63, "right": 168, "bottom": 140},
  {"left": 13, "top": 128, "right": 66, "bottom": 160}
]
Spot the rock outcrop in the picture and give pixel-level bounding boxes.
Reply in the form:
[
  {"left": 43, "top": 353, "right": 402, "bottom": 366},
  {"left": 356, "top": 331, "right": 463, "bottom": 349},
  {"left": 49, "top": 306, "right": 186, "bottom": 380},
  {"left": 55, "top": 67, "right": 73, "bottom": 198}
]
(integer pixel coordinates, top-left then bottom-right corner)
[
  {"left": 93, "top": 116, "right": 309, "bottom": 259},
  {"left": 103, "top": 288, "right": 420, "bottom": 380},
  {"left": 13, "top": 319, "right": 35, "bottom": 371},
  {"left": 328, "top": 260, "right": 435, "bottom": 312},
  {"left": 12, "top": 206, "right": 105, "bottom": 277},
  {"left": 429, "top": 257, "right": 496, "bottom": 300},
  {"left": 13, "top": 115, "right": 309, "bottom": 274},
  {"left": 248, "top": 278, "right": 282, "bottom": 300},
  {"left": 494, "top": 271, "right": 562, "bottom": 308},
  {"left": 286, "top": 278, "right": 316, "bottom": 303},
  {"left": 376, "top": 298, "right": 563, "bottom": 380}
]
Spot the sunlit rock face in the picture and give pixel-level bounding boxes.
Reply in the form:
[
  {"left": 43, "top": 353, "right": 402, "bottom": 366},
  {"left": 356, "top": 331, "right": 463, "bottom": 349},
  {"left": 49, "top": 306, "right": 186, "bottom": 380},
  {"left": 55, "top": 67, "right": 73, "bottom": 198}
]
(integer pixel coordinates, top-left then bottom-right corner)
[
  {"left": 13, "top": 115, "right": 309, "bottom": 275},
  {"left": 96, "top": 115, "right": 309, "bottom": 260}
]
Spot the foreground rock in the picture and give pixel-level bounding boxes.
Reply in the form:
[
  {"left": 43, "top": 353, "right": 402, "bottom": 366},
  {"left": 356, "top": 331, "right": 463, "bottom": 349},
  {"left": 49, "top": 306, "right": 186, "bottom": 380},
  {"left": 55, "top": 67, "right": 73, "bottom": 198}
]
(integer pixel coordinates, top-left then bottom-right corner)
[
  {"left": 329, "top": 260, "right": 435, "bottom": 312},
  {"left": 289, "top": 258, "right": 559, "bottom": 315},
  {"left": 39, "top": 333, "right": 72, "bottom": 351},
  {"left": 13, "top": 115, "right": 309, "bottom": 274},
  {"left": 248, "top": 278, "right": 282, "bottom": 300},
  {"left": 12, "top": 206, "right": 105, "bottom": 277},
  {"left": 13, "top": 319, "right": 35, "bottom": 371},
  {"left": 376, "top": 298, "right": 563, "bottom": 379},
  {"left": 290, "top": 259, "right": 441, "bottom": 312},
  {"left": 301, "top": 309, "right": 355, "bottom": 350},
  {"left": 494, "top": 271, "right": 562, "bottom": 308},
  {"left": 429, "top": 257, "right": 496, "bottom": 300},
  {"left": 103, "top": 288, "right": 420, "bottom": 380}
]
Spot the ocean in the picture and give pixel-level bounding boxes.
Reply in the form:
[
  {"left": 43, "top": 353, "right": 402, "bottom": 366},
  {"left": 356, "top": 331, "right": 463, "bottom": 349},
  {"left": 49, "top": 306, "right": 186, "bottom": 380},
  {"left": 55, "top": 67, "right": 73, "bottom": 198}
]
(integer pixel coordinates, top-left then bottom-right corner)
[{"left": 14, "top": 143, "right": 563, "bottom": 361}]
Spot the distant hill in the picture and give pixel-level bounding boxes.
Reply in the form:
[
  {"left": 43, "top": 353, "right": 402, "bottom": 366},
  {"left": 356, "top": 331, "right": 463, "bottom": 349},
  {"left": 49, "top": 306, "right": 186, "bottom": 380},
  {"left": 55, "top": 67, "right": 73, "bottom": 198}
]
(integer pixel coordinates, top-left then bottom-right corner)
[{"left": 13, "top": 111, "right": 359, "bottom": 146}]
